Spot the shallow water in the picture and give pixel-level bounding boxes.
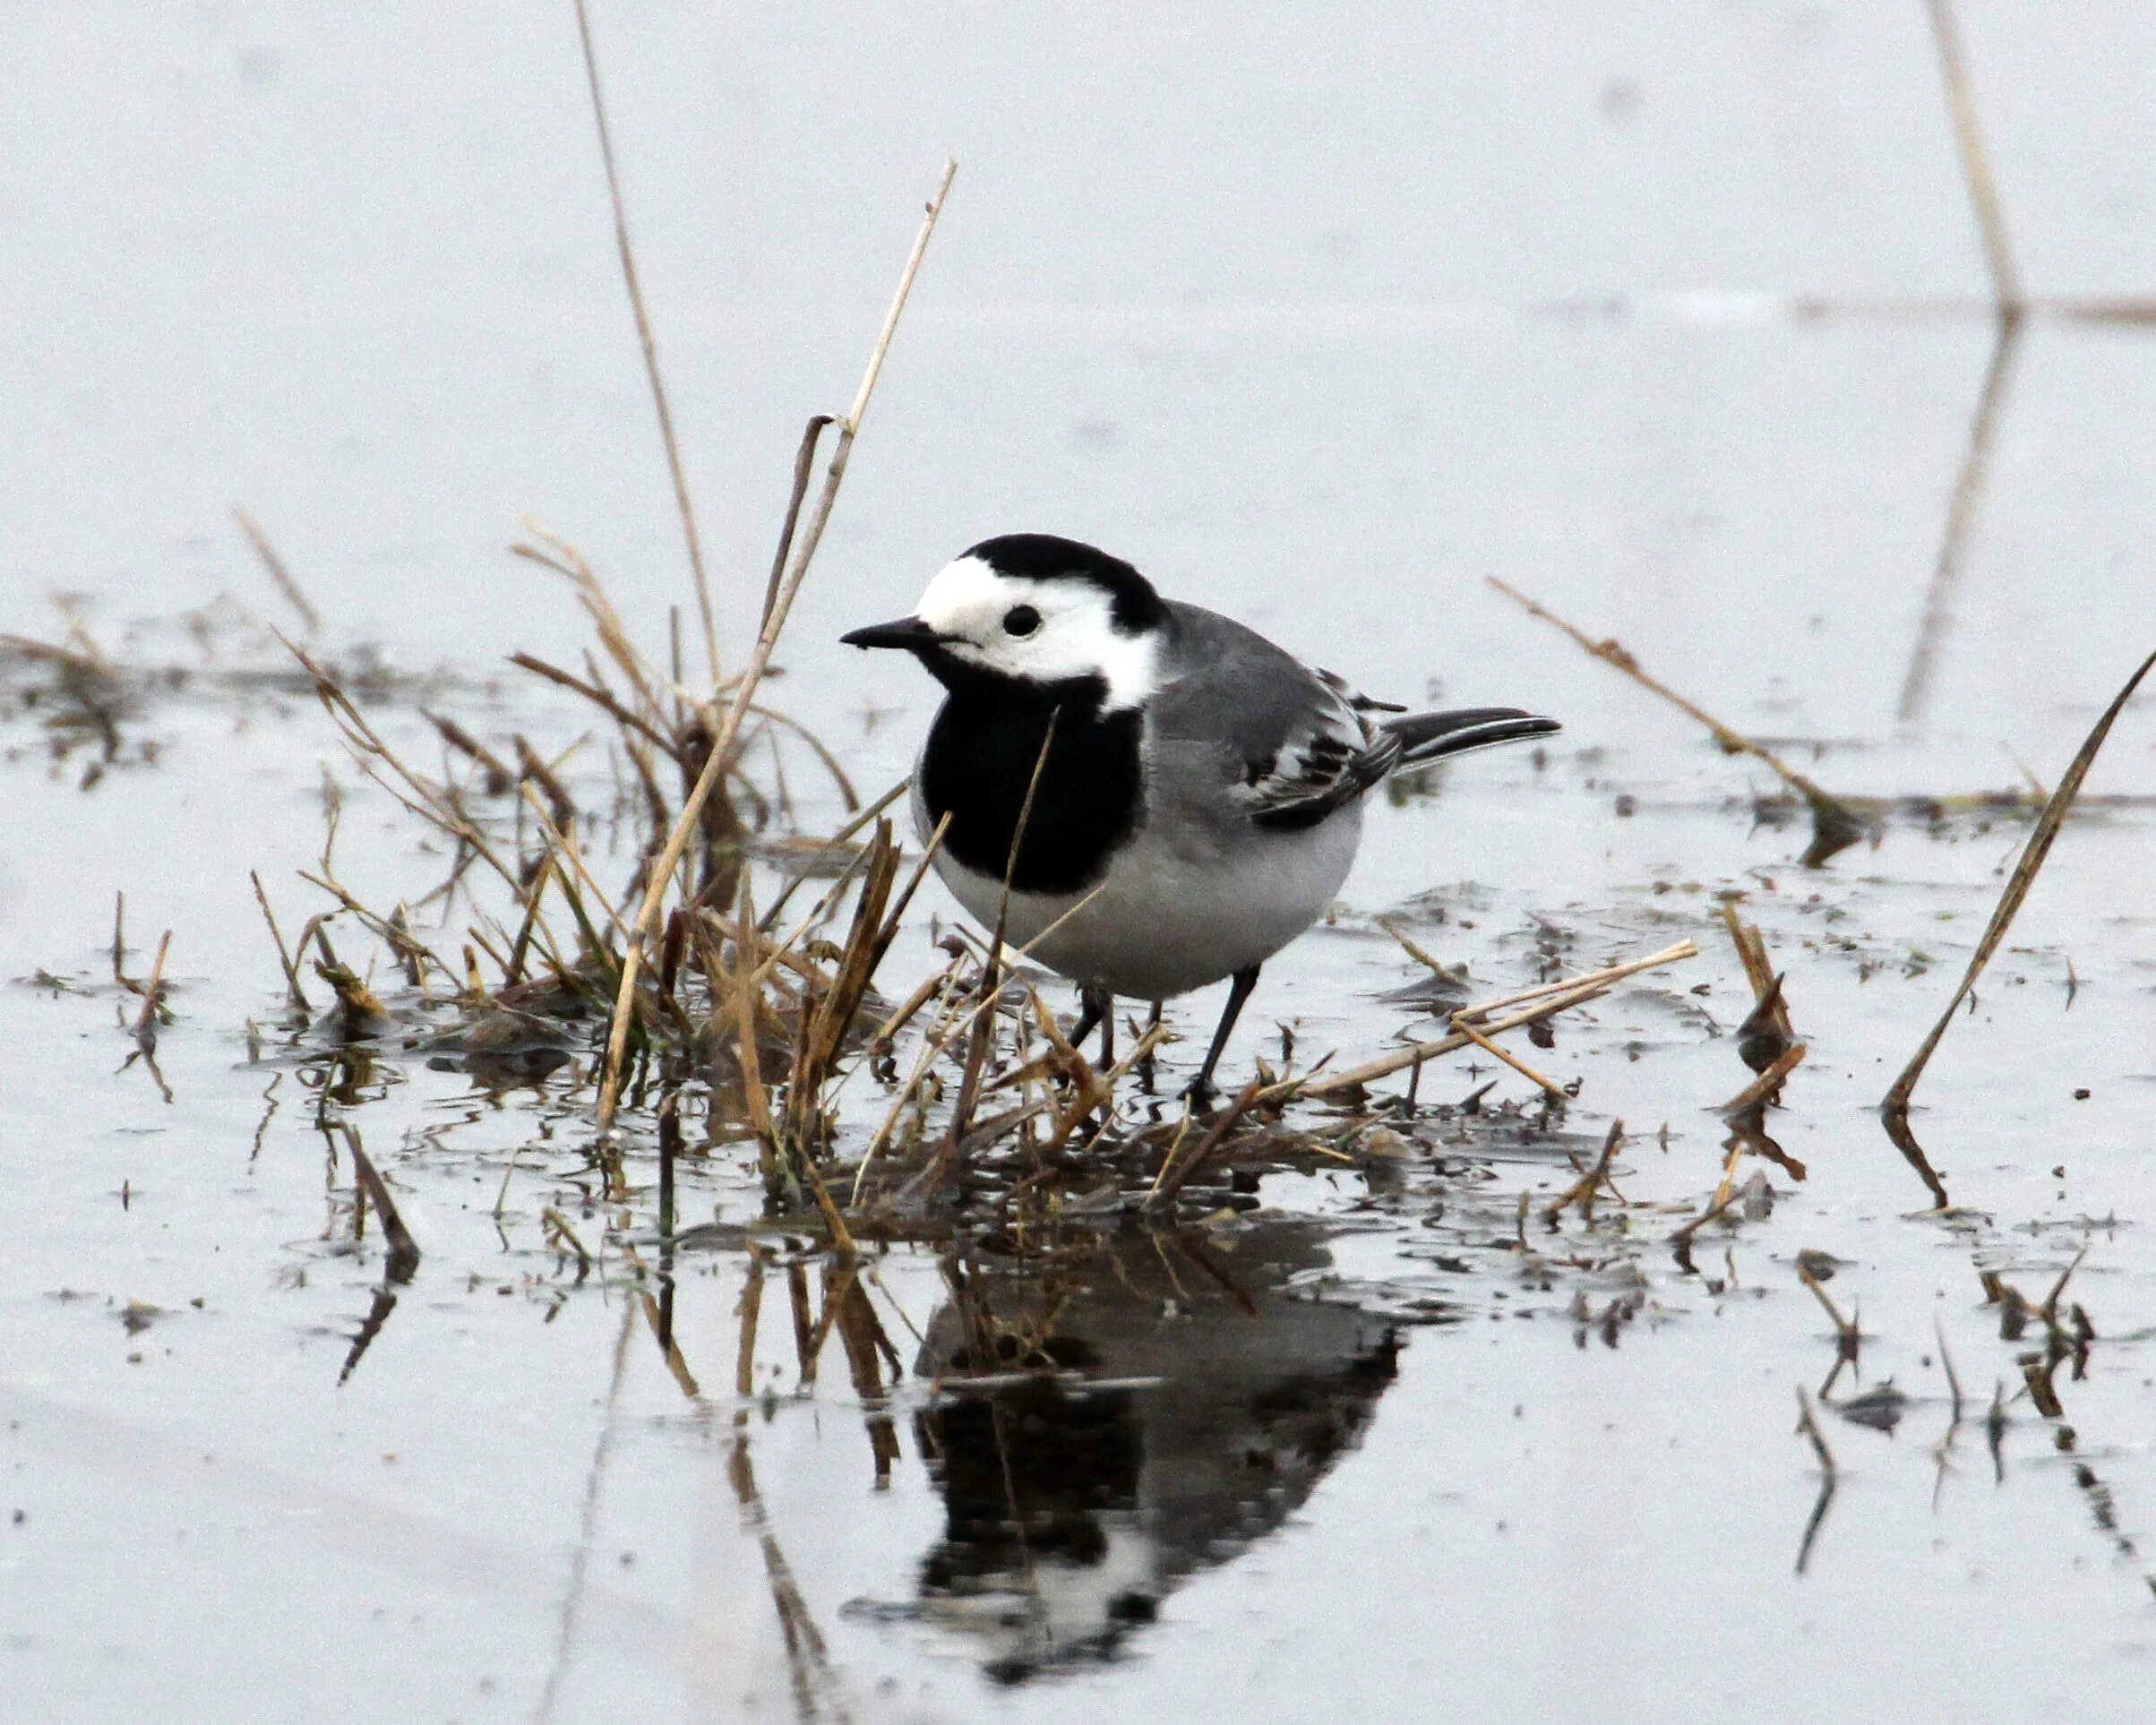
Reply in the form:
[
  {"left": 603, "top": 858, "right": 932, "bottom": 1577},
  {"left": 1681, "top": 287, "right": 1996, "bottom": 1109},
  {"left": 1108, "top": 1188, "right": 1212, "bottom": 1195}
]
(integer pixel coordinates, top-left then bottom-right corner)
[{"left": 9, "top": 9, "right": 2156, "bottom": 1724}]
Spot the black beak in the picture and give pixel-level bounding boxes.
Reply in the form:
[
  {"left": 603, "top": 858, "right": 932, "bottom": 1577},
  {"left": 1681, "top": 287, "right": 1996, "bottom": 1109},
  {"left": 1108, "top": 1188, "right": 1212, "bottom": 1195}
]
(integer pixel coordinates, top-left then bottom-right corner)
[{"left": 841, "top": 616, "right": 946, "bottom": 651}]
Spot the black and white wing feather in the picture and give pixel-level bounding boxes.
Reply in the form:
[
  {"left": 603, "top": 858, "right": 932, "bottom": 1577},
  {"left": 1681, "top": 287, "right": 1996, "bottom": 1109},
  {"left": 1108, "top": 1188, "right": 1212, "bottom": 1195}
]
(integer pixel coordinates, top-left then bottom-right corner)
[
  {"left": 1147, "top": 603, "right": 1562, "bottom": 837},
  {"left": 1146, "top": 609, "right": 1400, "bottom": 832},
  {"left": 1237, "top": 667, "right": 1400, "bottom": 830}
]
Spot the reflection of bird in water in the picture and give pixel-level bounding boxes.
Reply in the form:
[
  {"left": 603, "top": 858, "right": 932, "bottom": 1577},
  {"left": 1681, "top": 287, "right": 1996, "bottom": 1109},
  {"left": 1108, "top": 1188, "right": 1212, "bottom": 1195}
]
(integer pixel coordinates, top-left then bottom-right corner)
[{"left": 901, "top": 1219, "right": 1398, "bottom": 1683}]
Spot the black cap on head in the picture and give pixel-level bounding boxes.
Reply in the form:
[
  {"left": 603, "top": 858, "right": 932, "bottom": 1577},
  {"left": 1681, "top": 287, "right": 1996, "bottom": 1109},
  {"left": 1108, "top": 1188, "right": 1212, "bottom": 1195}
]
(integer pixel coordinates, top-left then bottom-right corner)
[{"left": 963, "top": 534, "right": 1167, "bottom": 634}]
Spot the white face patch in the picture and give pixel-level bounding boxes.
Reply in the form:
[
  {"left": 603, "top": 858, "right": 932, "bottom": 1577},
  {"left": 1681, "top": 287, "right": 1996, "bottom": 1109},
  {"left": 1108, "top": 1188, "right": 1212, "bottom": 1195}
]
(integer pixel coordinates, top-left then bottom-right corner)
[{"left": 913, "top": 555, "right": 1161, "bottom": 709}]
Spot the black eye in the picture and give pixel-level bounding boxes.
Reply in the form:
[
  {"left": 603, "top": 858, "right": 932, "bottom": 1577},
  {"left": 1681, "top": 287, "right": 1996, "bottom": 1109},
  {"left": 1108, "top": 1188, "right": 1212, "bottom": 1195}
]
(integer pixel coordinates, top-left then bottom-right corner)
[{"left": 1002, "top": 604, "right": 1041, "bottom": 637}]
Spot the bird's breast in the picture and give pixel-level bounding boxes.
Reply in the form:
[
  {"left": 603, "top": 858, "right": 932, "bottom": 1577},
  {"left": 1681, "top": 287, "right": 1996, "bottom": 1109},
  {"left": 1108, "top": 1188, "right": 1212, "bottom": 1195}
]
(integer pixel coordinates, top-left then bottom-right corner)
[{"left": 917, "top": 688, "right": 1144, "bottom": 896}]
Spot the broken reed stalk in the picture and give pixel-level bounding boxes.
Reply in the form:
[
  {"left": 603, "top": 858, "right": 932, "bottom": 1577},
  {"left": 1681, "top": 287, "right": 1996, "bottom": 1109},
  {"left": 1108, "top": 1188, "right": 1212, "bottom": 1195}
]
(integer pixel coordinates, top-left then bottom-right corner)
[
  {"left": 762, "top": 416, "right": 836, "bottom": 632},
  {"left": 1720, "top": 901, "right": 1796, "bottom": 1071},
  {"left": 1451, "top": 1012, "right": 1568, "bottom": 1101},
  {"left": 570, "top": 0, "right": 718, "bottom": 690},
  {"left": 133, "top": 931, "right": 173, "bottom": 1047},
  {"left": 1255, "top": 939, "right": 1696, "bottom": 1105},
  {"left": 1883, "top": 647, "right": 2156, "bottom": 1119},
  {"left": 1542, "top": 1119, "right": 1622, "bottom": 1223},
  {"left": 595, "top": 159, "right": 957, "bottom": 1137},
  {"left": 1797, "top": 1261, "right": 1860, "bottom": 1352},
  {"left": 1717, "top": 1043, "right": 1807, "bottom": 1116},
  {"left": 345, "top": 1129, "right": 421, "bottom": 1283},
  {"left": 1486, "top": 578, "right": 1865, "bottom": 863},
  {"left": 1377, "top": 915, "right": 1471, "bottom": 988}
]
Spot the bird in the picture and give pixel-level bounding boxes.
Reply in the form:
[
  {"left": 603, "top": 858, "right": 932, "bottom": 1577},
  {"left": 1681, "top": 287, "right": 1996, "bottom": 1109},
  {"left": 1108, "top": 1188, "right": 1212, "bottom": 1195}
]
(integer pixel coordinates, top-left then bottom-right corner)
[{"left": 841, "top": 534, "right": 1559, "bottom": 1103}]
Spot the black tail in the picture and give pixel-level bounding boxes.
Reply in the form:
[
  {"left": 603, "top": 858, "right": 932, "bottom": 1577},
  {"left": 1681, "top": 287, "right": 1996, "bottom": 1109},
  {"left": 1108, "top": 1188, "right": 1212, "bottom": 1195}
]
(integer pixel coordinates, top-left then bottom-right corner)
[{"left": 1384, "top": 707, "right": 1560, "bottom": 765}]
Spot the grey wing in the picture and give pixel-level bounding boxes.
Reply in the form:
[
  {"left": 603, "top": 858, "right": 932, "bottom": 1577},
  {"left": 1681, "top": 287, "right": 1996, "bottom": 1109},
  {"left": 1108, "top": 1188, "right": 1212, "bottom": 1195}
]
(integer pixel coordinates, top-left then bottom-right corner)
[{"left": 1146, "top": 606, "right": 1396, "bottom": 833}]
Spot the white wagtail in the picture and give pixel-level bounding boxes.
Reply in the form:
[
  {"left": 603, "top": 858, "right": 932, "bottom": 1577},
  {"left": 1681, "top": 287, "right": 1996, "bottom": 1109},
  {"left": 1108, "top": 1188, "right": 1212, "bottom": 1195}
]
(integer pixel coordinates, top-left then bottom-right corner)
[{"left": 843, "top": 534, "right": 1559, "bottom": 1100}]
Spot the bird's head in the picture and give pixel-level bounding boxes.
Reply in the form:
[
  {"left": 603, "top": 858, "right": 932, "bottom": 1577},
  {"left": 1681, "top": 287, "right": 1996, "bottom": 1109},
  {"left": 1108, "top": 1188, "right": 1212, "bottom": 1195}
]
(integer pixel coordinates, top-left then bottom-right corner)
[{"left": 842, "top": 534, "right": 1167, "bottom": 708}]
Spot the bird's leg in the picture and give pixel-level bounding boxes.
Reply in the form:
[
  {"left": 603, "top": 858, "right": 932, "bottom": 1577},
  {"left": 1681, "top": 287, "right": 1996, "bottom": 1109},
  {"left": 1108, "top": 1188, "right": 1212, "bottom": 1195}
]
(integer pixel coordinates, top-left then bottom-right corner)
[
  {"left": 1069, "top": 985, "right": 1112, "bottom": 1065},
  {"left": 1136, "top": 1000, "right": 1164, "bottom": 1094},
  {"left": 1186, "top": 966, "right": 1261, "bottom": 1105}
]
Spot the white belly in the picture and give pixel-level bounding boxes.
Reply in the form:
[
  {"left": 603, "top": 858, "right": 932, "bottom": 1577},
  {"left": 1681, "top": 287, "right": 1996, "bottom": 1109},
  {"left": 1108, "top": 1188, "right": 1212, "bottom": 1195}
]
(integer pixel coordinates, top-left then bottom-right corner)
[{"left": 913, "top": 778, "right": 1361, "bottom": 1000}]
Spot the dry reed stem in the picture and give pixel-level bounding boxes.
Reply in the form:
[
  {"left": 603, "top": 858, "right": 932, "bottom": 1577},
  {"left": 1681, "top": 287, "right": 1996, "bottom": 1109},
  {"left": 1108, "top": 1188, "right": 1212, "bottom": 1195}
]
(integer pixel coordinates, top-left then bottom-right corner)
[
  {"left": 1258, "top": 940, "right": 1696, "bottom": 1104},
  {"left": 1052, "top": 1022, "right": 1172, "bottom": 1155},
  {"left": 284, "top": 638, "right": 523, "bottom": 891},
  {"left": 595, "top": 160, "right": 957, "bottom": 1135},
  {"left": 542, "top": 1206, "right": 595, "bottom": 1274},
  {"left": 424, "top": 709, "right": 516, "bottom": 791},
  {"left": 949, "top": 710, "right": 1061, "bottom": 1146},
  {"left": 296, "top": 869, "right": 453, "bottom": 988},
  {"left": 570, "top": 0, "right": 718, "bottom": 688},
  {"left": 1450, "top": 1012, "right": 1568, "bottom": 1100},
  {"left": 757, "top": 779, "right": 912, "bottom": 929},
  {"left": 506, "top": 652, "right": 671, "bottom": 751},
  {"left": 514, "top": 529, "right": 671, "bottom": 720},
  {"left": 734, "top": 1252, "right": 765, "bottom": 1399},
  {"left": 250, "top": 871, "right": 308, "bottom": 1012},
  {"left": 1487, "top": 578, "right": 1863, "bottom": 858},
  {"left": 761, "top": 416, "right": 835, "bottom": 631},
  {"left": 2040, "top": 1244, "right": 2090, "bottom": 1326},
  {"left": 784, "top": 824, "right": 901, "bottom": 1159},
  {"left": 1709, "top": 1131, "right": 1748, "bottom": 1210},
  {"left": 1378, "top": 915, "right": 1471, "bottom": 987},
  {"left": 233, "top": 509, "right": 321, "bottom": 632},
  {"left": 872, "top": 957, "right": 964, "bottom": 1050},
  {"left": 1883, "top": 647, "right": 2156, "bottom": 1117},
  {"left": 1719, "top": 901, "right": 1795, "bottom": 1055},
  {"left": 1, "top": 631, "right": 101, "bottom": 674},
  {"left": 1923, "top": 0, "right": 2022, "bottom": 312}
]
